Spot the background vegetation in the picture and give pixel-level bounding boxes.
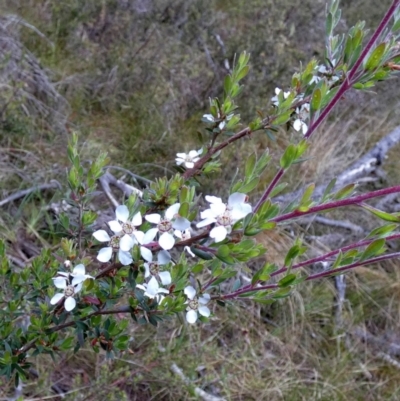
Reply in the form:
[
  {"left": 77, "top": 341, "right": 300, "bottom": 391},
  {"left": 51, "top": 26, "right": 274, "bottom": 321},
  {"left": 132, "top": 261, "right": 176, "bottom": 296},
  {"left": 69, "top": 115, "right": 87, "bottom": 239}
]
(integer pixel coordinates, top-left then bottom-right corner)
[{"left": 1, "top": 0, "right": 400, "bottom": 399}]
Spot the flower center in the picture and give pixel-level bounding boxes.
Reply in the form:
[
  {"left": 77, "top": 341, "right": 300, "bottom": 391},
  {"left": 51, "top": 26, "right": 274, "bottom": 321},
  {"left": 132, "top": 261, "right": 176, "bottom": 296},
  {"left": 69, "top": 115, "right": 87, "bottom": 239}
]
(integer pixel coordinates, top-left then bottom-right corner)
[
  {"left": 122, "top": 222, "right": 135, "bottom": 234},
  {"left": 216, "top": 212, "right": 232, "bottom": 227},
  {"left": 158, "top": 219, "right": 172, "bottom": 233},
  {"left": 149, "top": 262, "right": 160, "bottom": 275},
  {"left": 188, "top": 298, "right": 199, "bottom": 311},
  {"left": 109, "top": 235, "right": 121, "bottom": 250},
  {"left": 64, "top": 285, "right": 75, "bottom": 297}
]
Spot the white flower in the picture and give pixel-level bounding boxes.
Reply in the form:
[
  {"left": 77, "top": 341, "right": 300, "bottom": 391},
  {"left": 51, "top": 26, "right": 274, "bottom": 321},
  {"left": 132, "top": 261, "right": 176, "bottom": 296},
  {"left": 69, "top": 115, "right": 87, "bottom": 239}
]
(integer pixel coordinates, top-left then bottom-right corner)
[
  {"left": 136, "top": 276, "right": 169, "bottom": 300},
  {"left": 203, "top": 114, "right": 216, "bottom": 123},
  {"left": 174, "top": 228, "right": 195, "bottom": 257},
  {"left": 293, "top": 118, "right": 308, "bottom": 135},
  {"left": 271, "top": 87, "right": 290, "bottom": 106},
  {"left": 143, "top": 250, "right": 172, "bottom": 285},
  {"left": 293, "top": 103, "right": 310, "bottom": 135},
  {"left": 145, "top": 203, "right": 190, "bottom": 250},
  {"left": 50, "top": 278, "right": 82, "bottom": 312},
  {"left": 184, "top": 286, "right": 211, "bottom": 324},
  {"left": 175, "top": 149, "right": 201, "bottom": 169},
  {"left": 92, "top": 230, "right": 133, "bottom": 265},
  {"left": 54, "top": 263, "right": 94, "bottom": 286},
  {"left": 196, "top": 193, "right": 252, "bottom": 243},
  {"left": 107, "top": 205, "right": 143, "bottom": 252},
  {"left": 317, "top": 65, "right": 329, "bottom": 74}
]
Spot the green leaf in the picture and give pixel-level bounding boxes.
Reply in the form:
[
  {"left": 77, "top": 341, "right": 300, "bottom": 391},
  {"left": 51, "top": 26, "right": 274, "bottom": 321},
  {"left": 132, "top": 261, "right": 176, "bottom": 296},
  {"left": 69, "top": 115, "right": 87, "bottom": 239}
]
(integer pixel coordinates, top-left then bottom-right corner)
[
  {"left": 224, "top": 75, "right": 232, "bottom": 96},
  {"left": 273, "top": 110, "right": 293, "bottom": 126},
  {"left": 333, "top": 183, "right": 356, "bottom": 200},
  {"left": 190, "top": 247, "right": 214, "bottom": 260},
  {"left": 300, "top": 183, "right": 315, "bottom": 205},
  {"left": 321, "top": 178, "right": 337, "bottom": 202},
  {"left": 278, "top": 273, "right": 297, "bottom": 288},
  {"left": 232, "top": 279, "right": 242, "bottom": 291},
  {"left": 333, "top": 249, "right": 343, "bottom": 269},
  {"left": 236, "top": 65, "right": 250, "bottom": 81},
  {"left": 217, "top": 245, "right": 230, "bottom": 258},
  {"left": 326, "top": 12, "right": 333, "bottom": 36},
  {"left": 280, "top": 144, "right": 297, "bottom": 169},
  {"left": 362, "top": 204, "right": 400, "bottom": 222},
  {"left": 270, "top": 183, "right": 288, "bottom": 198},
  {"left": 310, "top": 88, "right": 322, "bottom": 115},
  {"left": 178, "top": 202, "right": 190, "bottom": 218},
  {"left": 360, "top": 239, "right": 386, "bottom": 261},
  {"left": 245, "top": 153, "right": 256, "bottom": 177},
  {"left": 364, "top": 43, "right": 386, "bottom": 71},
  {"left": 272, "top": 287, "right": 292, "bottom": 298},
  {"left": 366, "top": 223, "right": 398, "bottom": 239},
  {"left": 238, "top": 177, "right": 259, "bottom": 193}
]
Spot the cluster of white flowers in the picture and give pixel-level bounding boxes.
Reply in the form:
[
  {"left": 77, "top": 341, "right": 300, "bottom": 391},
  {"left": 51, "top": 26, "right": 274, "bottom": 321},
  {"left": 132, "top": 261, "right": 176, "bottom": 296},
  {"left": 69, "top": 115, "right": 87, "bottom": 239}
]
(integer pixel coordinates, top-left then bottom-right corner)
[
  {"left": 196, "top": 192, "right": 252, "bottom": 242},
  {"left": 92, "top": 204, "right": 192, "bottom": 306},
  {"left": 50, "top": 263, "right": 94, "bottom": 311}
]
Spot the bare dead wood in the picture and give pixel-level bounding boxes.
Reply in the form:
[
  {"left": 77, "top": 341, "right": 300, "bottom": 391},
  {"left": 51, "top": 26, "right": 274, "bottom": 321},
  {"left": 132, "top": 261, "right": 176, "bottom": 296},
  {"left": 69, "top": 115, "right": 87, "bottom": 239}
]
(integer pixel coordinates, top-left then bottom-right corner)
[
  {"left": 0, "top": 179, "right": 61, "bottom": 207},
  {"left": 273, "top": 125, "right": 400, "bottom": 205},
  {"left": 170, "top": 363, "right": 226, "bottom": 401}
]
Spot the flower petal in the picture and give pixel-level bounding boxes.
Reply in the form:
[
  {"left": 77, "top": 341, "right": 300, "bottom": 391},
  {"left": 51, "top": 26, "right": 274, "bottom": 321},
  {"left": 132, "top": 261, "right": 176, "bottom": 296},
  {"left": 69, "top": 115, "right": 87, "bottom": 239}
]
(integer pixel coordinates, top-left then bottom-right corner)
[
  {"left": 196, "top": 217, "right": 216, "bottom": 228},
  {"left": 108, "top": 220, "right": 123, "bottom": 233},
  {"left": 159, "top": 232, "right": 175, "bottom": 250},
  {"left": 140, "top": 246, "right": 153, "bottom": 262},
  {"left": 145, "top": 213, "right": 161, "bottom": 224},
  {"left": 184, "top": 246, "right": 195, "bottom": 257},
  {"left": 131, "top": 211, "right": 142, "bottom": 227},
  {"left": 199, "top": 293, "right": 211, "bottom": 304},
  {"left": 198, "top": 305, "right": 210, "bottom": 317},
  {"left": 93, "top": 230, "right": 110, "bottom": 242},
  {"left": 116, "top": 205, "right": 129, "bottom": 222},
  {"left": 64, "top": 296, "right": 76, "bottom": 311},
  {"left": 165, "top": 203, "right": 181, "bottom": 220},
  {"left": 184, "top": 285, "right": 196, "bottom": 300},
  {"left": 158, "top": 250, "right": 171, "bottom": 265},
  {"left": 205, "top": 195, "right": 222, "bottom": 204},
  {"left": 176, "top": 152, "right": 187, "bottom": 158},
  {"left": 188, "top": 150, "right": 199, "bottom": 158},
  {"left": 173, "top": 217, "right": 190, "bottom": 231},
  {"left": 119, "top": 250, "right": 133, "bottom": 266},
  {"left": 144, "top": 263, "right": 150, "bottom": 278},
  {"left": 159, "top": 271, "right": 171, "bottom": 285},
  {"left": 293, "top": 119, "right": 302, "bottom": 132},
  {"left": 228, "top": 192, "right": 247, "bottom": 207},
  {"left": 72, "top": 264, "right": 86, "bottom": 276},
  {"left": 53, "top": 277, "right": 67, "bottom": 289},
  {"left": 120, "top": 234, "right": 135, "bottom": 252},
  {"left": 97, "top": 247, "right": 113, "bottom": 263},
  {"left": 142, "top": 228, "right": 158, "bottom": 244},
  {"left": 185, "top": 162, "right": 194, "bottom": 169},
  {"left": 146, "top": 277, "right": 160, "bottom": 297},
  {"left": 186, "top": 310, "right": 198, "bottom": 324},
  {"left": 210, "top": 226, "right": 228, "bottom": 243},
  {"left": 50, "top": 293, "right": 64, "bottom": 305}
]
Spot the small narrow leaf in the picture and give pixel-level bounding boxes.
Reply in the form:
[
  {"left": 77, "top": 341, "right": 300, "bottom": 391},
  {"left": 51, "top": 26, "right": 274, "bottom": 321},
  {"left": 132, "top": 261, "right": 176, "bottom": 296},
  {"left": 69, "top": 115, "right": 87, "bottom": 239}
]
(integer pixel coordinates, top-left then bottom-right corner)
[
  {"left": 333, "top": 183, "right": 356, "bottom": 200},
  {"left": 310, "top": 88, "right": 322, "bottom": 115},
  {"left": 364, "top": 43, "right": 386, "bottom": 71},
  {"left": 362, "top": 204, "right": 400, "bottom": 222},
  {"left": 360, "top": 238, "right": 386, "bottom": 261}
]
